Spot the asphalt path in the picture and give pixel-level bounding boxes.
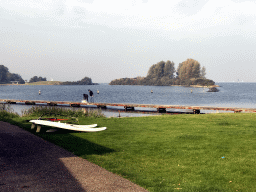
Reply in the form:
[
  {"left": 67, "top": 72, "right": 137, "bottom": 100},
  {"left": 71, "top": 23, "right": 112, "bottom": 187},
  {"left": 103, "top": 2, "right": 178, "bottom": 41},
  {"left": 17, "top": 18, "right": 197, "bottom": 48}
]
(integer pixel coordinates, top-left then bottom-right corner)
[{"left": 0, "top": 121, "right": 148, "bottom": 192}]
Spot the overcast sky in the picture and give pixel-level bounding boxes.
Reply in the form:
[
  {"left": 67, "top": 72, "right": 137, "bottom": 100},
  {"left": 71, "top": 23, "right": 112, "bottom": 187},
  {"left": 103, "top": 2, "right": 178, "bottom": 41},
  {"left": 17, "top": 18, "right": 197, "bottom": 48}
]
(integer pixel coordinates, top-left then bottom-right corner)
[{"left": 0, "top": 0, "right": 255, "bottom": 83}]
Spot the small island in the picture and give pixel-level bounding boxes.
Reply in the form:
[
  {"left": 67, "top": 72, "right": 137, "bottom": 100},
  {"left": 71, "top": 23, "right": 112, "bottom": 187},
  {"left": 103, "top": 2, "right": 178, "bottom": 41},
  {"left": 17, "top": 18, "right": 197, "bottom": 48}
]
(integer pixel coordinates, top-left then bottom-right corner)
[
  {"left": 110, "top": 59, "right": 216, "bottom": 87},
  {"left": 60, "top": 77, "right": 98, "bottom": 85}
]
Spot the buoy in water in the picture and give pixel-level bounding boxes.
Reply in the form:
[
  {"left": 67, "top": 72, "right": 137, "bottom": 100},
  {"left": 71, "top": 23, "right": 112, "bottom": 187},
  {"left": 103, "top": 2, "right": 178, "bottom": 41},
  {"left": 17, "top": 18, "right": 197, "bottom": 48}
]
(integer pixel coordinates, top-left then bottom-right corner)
[
  {"left": 97, "top": 90, "right": 99, "bottom": 94},
  {"left": 39, "top": 90, "right": 41, "bottom": 95},
  {"left": 151, "top": 90, "right": 153, "bottom": 93}
]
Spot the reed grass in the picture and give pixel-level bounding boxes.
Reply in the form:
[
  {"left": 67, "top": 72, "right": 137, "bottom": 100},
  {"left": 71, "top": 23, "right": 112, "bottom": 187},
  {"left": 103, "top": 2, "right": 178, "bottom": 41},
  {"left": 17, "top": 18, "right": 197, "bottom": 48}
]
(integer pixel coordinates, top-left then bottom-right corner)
[
  {"left": 0, "top": 104, "right": 19, "bottom": 119},
  {"left": 21, "top": 106, "right": 105, "bottom": 119}
]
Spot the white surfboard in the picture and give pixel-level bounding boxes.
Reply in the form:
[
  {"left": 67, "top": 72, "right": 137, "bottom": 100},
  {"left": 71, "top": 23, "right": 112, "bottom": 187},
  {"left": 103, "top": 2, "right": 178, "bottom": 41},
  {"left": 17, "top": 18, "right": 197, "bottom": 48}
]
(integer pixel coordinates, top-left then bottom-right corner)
[{"left": 29, "top": 120, "right": 106, "bottom": 132}]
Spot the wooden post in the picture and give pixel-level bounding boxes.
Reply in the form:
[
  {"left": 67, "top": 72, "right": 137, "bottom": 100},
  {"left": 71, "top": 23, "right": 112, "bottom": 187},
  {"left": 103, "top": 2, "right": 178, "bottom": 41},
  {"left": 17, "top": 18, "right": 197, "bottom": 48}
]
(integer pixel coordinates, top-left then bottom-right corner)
[
  {"left": 157, "top": 108, "right": 166, "bottom": 113},
  {"left": 193, "top": 109, "right": 200, "bottom": 114},
  {"left": 97, "top": 105, "right": 107, "bottom": 109},
  {"left": 36, "top": 125, "right": 41, "bottom": 133},
  {"left": 31, "top": 123, "right": 35, "bottom": 130}
]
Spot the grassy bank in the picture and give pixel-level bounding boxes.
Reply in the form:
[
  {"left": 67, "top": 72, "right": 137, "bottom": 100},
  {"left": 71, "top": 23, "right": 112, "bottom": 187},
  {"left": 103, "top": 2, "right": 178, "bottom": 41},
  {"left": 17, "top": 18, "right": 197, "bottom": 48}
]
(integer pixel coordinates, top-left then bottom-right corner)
[
  {"left": 1, "top": 110, "right": 255, "bottom": 191},
  {"left": 25, "top": 81, "right": 62, "bottom": 85}
]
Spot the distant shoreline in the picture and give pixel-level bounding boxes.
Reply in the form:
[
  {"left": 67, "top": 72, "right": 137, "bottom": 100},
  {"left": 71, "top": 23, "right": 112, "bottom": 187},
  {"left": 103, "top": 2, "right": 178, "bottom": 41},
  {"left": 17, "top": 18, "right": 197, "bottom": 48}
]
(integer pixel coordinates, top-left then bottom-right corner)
[
  {"left": 0, "top": 81, "right": 61, "bottom": 86},
  {"left": 108, "top": 84, "right": 220, "bottom": 88},
  {"left": 0, "top": 81, "right": 98, "bottom": 86},
  {"left": 0, "top": 82, "right": 219, "bottom": 87}
]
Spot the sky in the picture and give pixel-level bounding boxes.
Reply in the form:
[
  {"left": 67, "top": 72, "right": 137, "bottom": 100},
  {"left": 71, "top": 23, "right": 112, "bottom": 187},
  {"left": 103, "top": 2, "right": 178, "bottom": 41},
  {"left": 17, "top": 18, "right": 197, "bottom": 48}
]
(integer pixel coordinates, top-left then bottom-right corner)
[{"left": 0, "top": 0, "right": 256, "bottom": 83}]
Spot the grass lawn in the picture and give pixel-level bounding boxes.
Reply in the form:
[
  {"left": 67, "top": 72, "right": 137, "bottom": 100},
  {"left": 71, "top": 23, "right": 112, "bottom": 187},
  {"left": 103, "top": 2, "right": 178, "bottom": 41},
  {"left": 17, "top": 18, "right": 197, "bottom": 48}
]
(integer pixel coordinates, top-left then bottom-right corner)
[{"left": 4, "top": 113, "right": 256, "bottom": 192}]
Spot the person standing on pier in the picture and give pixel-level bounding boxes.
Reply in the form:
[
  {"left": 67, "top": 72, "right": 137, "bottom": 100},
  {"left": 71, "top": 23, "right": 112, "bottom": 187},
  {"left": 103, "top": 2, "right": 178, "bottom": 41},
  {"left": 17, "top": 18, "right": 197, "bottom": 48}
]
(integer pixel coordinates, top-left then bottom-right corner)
[{"left": 88, "top": 89, "right": 94, "bottom": 102}]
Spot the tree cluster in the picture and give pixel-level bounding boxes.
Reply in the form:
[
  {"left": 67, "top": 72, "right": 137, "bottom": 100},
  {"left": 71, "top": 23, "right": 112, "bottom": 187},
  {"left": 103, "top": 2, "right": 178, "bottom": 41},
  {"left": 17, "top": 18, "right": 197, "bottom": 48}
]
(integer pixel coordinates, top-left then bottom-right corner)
[
  {"left": 109, "top": 59, "right": 215, "bottom": 86},
  {"left": 29, "top": 76, "right": 47, "bottom": 83},
  {"left": 0, "top": 65, "right": 25, "bottom": 84},
  {"left": 60, "top": 77, "right": 97, "bottom": 85}
]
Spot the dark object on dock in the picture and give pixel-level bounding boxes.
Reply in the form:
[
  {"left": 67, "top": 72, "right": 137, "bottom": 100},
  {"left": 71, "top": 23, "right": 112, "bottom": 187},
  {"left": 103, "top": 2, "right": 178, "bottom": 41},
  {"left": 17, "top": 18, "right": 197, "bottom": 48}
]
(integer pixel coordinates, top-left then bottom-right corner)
[
  {"left": 97, "top": 105, "right": 107, "bottom": 109},
  {"left": 83, "top": 94, "right": 88, "bottom": 101},
  {"left": 7, "top": 101, "right": 16, "bottom": 104},
  {"left": 47, "top": 102, "right": 57, "bottom": 106},
  {"left": 158, "top": 108, "right": 166, "bottom": 113},
  {"left": 193, "top": 109, "right": 200, "bottom": 114},
  {"left": 25, "top": 101, "right": 35, "bottom": 105},
  {"left": 125, "top": 106, "right": 135, "bottom": 111},
  {"left": 70, "top": 103, "right": 80, "bottom": 107},
  {"left": 207, "top": 87, "right": 219, "bottom": 92}
]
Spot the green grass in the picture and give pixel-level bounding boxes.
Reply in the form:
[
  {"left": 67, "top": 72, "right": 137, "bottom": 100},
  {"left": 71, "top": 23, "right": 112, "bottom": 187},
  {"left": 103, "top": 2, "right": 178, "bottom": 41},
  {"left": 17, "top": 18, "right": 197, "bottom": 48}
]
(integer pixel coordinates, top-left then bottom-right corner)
[{"left": 2, "top": 112, "right": 256, "bottom": 192}]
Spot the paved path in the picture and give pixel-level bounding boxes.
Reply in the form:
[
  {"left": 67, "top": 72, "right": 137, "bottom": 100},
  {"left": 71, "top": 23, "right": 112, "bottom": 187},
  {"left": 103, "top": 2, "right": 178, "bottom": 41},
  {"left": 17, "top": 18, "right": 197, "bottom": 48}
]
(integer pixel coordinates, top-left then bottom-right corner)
[{"left": 0, "top": 121, "right": 148, "bottom": 192}]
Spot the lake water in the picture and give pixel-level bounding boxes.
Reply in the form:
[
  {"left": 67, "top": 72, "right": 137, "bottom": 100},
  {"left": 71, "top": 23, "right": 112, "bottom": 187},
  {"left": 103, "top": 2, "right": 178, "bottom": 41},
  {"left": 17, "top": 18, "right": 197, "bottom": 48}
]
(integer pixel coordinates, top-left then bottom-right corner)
[{"left": 1, "top": 82, "right": 256, "bottom": 117}]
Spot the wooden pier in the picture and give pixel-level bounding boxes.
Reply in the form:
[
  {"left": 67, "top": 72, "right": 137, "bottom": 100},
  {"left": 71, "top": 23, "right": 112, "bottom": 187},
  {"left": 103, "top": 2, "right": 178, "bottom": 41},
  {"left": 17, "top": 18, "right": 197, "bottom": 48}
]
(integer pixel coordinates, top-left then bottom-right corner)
[{"left": 1, "top": 99, "right": 256, "bottom": 114}]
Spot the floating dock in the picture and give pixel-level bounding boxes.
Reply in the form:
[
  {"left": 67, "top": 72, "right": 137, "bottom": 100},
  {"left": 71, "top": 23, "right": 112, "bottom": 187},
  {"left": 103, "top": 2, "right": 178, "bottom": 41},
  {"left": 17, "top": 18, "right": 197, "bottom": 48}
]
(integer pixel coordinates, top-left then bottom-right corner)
[{"left": 1, "top": 99, "right": 256, "bottom": 114}]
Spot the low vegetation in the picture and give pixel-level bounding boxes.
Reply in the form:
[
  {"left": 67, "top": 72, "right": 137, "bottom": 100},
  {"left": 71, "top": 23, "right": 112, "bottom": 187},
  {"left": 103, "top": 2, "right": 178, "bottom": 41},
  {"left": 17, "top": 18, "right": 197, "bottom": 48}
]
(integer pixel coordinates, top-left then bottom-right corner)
[
  {"left": 1, "top": 106, "right": 255, "bottom": 191},
  {"left": 21, "top": 106, "right": 105, "bottom": 119},
  {"left": 0, "top": 104, "right": 19, "bottom": 120}
]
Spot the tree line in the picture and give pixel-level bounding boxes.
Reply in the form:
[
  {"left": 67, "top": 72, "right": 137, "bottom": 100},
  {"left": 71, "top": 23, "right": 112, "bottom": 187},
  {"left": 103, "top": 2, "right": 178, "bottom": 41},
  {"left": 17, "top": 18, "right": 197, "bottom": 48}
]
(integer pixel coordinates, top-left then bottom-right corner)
[
  {"left": 0, "top": 65, "right": 25, "bottom": 84},
  {"left": 109, "top": 59, "right": 215, "bottom": 86},
  {"left": 0, "top": 64, "right": 95, "bottom": 85},
  {"left": 29, "top": 76, "right": 47, "bottom": 83},
  {"left": 0, "top": 65, "right": 49, "bottom": 84}
]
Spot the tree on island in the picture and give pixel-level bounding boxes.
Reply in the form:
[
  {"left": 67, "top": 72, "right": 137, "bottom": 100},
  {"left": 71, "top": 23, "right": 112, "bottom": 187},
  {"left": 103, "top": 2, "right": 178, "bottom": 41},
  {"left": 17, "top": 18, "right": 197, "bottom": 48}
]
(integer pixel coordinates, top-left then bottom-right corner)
[
  {"left": 109, "top": 58, "right": 215, "bottom": 86},
  {"left": 200, "top": 66, "right": 206, "bottom": 79},
  {"left": 145, "top": 60, "right": 175, "bottom": 85},
  {"left": 176, "top": 59, "right": 213, "bottom": 86},
  {"left": 7, "top": 73, "right": 25, "bottom": 84},
  {"left": 60, "top": 76, "right": 96, "bottom": 85},
  {"left": 0, "top": 65, "right": 25, "bottom": 84},
  {"left": 78, "top": 77, "right": 92, "bottom": 85},
  {"left": 29, "top": 76, "right": 47, "bottom": 83}
]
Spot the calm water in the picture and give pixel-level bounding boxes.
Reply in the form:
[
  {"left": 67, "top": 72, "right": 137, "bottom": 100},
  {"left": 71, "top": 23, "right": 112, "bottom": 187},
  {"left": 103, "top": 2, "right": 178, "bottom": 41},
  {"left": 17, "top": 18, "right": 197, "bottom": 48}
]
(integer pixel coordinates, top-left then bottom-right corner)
[{"left": 1, "top": 83, "right": 256, "bottom": 116}]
